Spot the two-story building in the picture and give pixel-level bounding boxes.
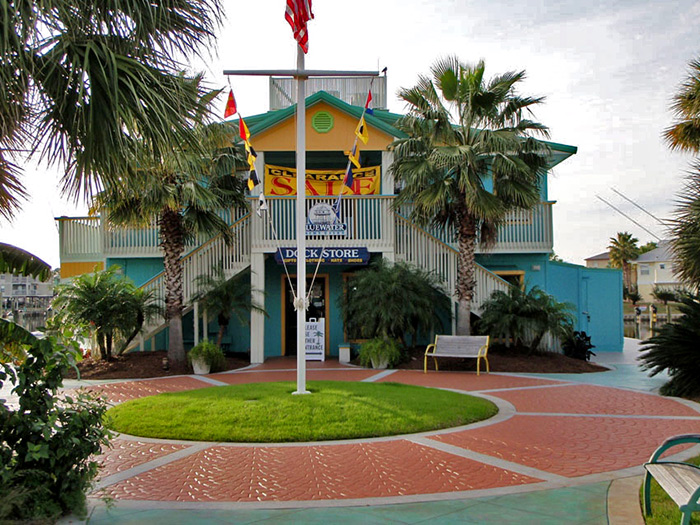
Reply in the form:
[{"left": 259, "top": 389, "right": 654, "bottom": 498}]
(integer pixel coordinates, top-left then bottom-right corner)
[
  {"left": 56, "top": 76, "right": 624, "bottom": 360},
  {"left": 635, "top": 240, "right": 686, "bottom": 302}
]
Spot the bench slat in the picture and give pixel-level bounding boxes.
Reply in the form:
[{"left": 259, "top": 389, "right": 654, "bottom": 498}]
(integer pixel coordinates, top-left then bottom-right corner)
[{"left": 645, "top": 463, "right": 700, "bottom": 507}]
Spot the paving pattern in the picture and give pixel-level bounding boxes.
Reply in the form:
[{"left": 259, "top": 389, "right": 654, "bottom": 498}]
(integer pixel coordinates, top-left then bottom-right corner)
[{"left": 84, "top": 362, "right": 700, "bottom": 507}]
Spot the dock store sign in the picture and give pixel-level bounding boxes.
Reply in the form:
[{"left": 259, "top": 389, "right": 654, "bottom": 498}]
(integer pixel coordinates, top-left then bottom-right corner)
[
  {"left": 306, "top": 203, "right": 345, "bottom": 236},
  {"left": 274, "top": 247, "right": 370, "bottom": 265}
]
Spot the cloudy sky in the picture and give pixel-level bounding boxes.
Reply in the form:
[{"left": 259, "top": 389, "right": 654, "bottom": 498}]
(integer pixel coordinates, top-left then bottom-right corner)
[{"left": 2, "top": 0, "right": 699, "bottom": 268}]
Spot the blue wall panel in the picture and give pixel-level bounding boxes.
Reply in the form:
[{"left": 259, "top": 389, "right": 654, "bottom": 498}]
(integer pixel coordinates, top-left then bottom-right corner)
[{"left": 106, "top": 257, "right": 164, "bottom": 287}]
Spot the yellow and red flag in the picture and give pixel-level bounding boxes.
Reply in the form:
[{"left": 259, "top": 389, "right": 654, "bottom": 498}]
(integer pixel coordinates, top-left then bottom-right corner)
[{"left": 224, "top": 90, "right": 237, "bottom": 118}]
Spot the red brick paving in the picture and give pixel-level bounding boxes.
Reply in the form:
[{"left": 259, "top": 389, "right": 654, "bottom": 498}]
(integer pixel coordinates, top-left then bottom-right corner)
[
  {"left": 489, "top": 384, "right": 700, "bottom": 417},
  {"left": 86, "top": 367, "right": 700, "bottom": 503},
  {"left": 85, "top": 376, "right": 212, "bottom": 404},
  {"left": 99, "top": 440, "right": 540, "bottom": 502},
  {"left": 377, "top": 369, "right": 563, "bottom": 391},
  {"left": 432, "top": 415, "right": 700, "bottom": 477},
  {"left": 97, "top": 439, "right": 188, "bottom": 477}
]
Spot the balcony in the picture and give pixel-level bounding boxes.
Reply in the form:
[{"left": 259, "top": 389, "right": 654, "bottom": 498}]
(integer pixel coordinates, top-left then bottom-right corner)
[{"left": 57, "top": 199, "right": 554, "bottom": 263}]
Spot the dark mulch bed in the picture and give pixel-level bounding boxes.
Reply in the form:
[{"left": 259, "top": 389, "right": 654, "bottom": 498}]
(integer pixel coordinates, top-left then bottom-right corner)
[
  {"left": 400, "top": 346, "right": 607, "bottom": 374},
  {"left": 66, "top": 345, "right": 605, "bottom": 380},
  {"left": 65, "top": 350, "right": 250, "bottom": 380}
]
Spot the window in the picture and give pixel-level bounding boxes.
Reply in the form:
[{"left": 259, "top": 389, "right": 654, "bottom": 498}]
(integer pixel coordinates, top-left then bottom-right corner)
[
  {"left": 659, "top": 264, "right": 665, "bottom": 270},
  {"left": 640, "top": 265, "right": 650, "bottom": 276}
]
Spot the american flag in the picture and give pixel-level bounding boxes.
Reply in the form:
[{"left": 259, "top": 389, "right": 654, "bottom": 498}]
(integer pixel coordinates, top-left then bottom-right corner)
[{"left": 285, "top": 0, "right": 314, "bottom": 53}]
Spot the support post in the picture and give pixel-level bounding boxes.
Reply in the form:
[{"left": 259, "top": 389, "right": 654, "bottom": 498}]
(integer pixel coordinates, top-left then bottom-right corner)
[
  {"left": 294, "top": 47, "right": 309, "bottom": 395},
  {"left": 250, "top": 253, "right": 266, "bottom": 364}
]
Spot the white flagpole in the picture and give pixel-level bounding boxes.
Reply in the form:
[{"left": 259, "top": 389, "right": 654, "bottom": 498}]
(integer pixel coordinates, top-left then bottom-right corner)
[{"left": 294, "top": 46, "right": 309, "bottom": 395}]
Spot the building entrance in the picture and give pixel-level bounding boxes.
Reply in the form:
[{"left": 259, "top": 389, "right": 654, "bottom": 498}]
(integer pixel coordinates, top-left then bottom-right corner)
[{"left": 283, "top": 275, "right": 328, "bottom": 356}]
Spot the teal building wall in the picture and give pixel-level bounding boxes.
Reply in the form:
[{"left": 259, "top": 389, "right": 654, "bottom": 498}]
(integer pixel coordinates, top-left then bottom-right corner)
[
  {"left": 477, "top": 253, "right": 624, "bottom": 351},
  {"left": 106, "top": 257, "right": 164, "bottom": 287}
]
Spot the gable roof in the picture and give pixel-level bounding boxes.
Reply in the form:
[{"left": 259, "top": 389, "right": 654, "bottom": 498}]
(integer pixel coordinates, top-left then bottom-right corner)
[
  {"left": 239, "top": 91, "right": 577, "bottom": 167},
  {"left": 585, "top": 251, "right": 610, "bottom": 261},
  {"left": 635, "top": 240, "right": 675, "bottom": 263}
]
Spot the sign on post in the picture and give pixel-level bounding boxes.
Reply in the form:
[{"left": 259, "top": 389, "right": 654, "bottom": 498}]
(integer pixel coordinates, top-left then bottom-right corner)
[{"left": 305, "top": 318, "right": 325, "bottom": 361}]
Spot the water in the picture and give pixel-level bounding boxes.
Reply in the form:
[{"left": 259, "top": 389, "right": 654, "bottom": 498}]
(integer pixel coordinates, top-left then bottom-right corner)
[{"left": 623, "top": 320, "right": 669, "bottom": 340}]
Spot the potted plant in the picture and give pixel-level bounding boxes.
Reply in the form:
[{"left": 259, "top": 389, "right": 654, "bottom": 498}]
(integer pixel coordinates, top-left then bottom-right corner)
[
  {"left": 187, "top": 341, "right": 225, "bottom": 375},
  {"left": 358, "top": 337, "right": 402, "bottom": 369}
]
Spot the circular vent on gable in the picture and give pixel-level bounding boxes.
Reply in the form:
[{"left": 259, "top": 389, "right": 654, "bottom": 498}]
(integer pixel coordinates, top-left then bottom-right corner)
[{"left": 311, "top": 111, "right": 334, "bottom": 133}]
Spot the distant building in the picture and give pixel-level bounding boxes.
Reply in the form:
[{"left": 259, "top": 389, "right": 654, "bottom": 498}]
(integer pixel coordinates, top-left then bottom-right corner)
[
  {"left": 0, "top": 272, "right": 55, "bottom": 330},
  {"left": 635, "top": 240, "right": 685, "bottom": 302},
  {"left": 585, "top": 252, "right": 610, "bottom": 269}
]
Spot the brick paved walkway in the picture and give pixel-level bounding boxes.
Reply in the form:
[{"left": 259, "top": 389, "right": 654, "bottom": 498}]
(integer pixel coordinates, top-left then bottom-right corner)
[{"left": 84, "top": 362, "right": 700, "bottom": 508}]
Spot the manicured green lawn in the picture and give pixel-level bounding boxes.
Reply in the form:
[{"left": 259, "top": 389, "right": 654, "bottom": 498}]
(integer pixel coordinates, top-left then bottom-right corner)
[
  {"left": 105, "top": 381, "right": 498, "bottom": 442},
  {"left": 642, "top": 454, "right": 700, "bottom": 524}
]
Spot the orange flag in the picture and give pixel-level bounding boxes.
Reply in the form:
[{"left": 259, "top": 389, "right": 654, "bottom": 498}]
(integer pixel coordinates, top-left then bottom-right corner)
[{"left": 224, "top": 90, "right": 237, "bottom": 118}]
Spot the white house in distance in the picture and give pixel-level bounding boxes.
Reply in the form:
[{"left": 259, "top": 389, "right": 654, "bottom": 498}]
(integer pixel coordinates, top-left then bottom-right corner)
[{"left": 635, "top": 240, "right": 685, "bottom": 302}]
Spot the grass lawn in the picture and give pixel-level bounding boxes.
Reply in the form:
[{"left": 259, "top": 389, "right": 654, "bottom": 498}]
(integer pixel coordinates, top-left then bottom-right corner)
[
  {"left": 105, "top": 381, "right": 497, "bottom": 442},
  {"left": 642, "top": 454, "right": 700, "bottom": 524}
]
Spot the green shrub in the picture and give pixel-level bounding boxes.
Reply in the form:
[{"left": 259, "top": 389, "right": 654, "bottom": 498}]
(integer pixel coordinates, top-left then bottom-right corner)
[
  {"left": 358, "top": 337, "right": 402, "bottom": 369},
  {"left": 639, "top": 293, "right": 700, "bottom": 398},
  {"left": 187, "top": 340, "right": 226, "bottom": 372},
  {"left": 0, "top": 319, "right": 111, "bottom": 521},
  {"left": 562, "top": 331, "right": 596, "bottom": 361}
]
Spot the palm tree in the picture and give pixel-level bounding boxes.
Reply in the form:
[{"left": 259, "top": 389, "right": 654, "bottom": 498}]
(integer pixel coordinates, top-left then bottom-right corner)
[
  {"left": 0, "top": 0, "right": 222, "bottom": 216},
  {"left": 0, "top": 243, "right": 52, "bottom": 281},
  {"left": 53, "top": 267, "right": 156, "bottom": 360},
  {"left": 670, "top": 163, "right": 700, "bottom": 288},
  {"left": 477, "top": 286, "right": 574, "bottom": 353},
  {"left": 340, "top": 259, "right": 451, "bottom": 346},
  {"left": 390, "top": 57, "right": 551, "bottom": 334},
  {"left": 94, "top": 89, "right": 248, "bottom": 365},
  {"left": 664, "top": 58, "right": 700, "bottom": 153},
  {"left": 193, "top": 268, "right": 266, "bottom": 348},
  {"left": 608, "top": 232, "right": 639, "bottom": 291}
]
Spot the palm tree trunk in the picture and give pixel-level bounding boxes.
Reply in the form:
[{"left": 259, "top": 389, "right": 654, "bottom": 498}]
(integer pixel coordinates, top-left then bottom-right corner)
[
  {"left": 455, "top": 211, "right": 478, "bottom": 335},
  {"left": 160, "top": 208, "right": 186, "bottom": 365}
]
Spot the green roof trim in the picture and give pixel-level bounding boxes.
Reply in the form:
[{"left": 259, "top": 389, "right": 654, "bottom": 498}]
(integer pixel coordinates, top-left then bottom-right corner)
[{"left": 236, "top": 91, "right": 577, "bottom": 167}]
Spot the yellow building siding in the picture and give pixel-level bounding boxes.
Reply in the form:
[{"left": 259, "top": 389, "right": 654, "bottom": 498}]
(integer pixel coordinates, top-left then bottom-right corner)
[
  {"left": 253, "top": 102, "right": 394, "bottom": 151},
  {"left": 60, "top": 261, "right": 104, "bottom": 279}
]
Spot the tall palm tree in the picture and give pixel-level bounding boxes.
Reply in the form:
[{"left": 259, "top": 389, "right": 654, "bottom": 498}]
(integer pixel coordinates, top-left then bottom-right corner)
[
  {"left": 0, "top": 243, "right": 52, "bottom": 281},
  {"left": 608, "top": 232, "right": 639, "bottom": 291},
  {"left": 390, "top": 57, "right": 551, "bottom": 334},
  {"left": 664, "top": 58, "right": 700, "bottom": 153},
  {"left": 670, "top": 163, "right": 700, "bottom": 287},
  {"left": 0, "top": 0, "right": 222, "bottom": 216},
  {"left": 94, "top": 89, "right": 248, "bottom": 365}
]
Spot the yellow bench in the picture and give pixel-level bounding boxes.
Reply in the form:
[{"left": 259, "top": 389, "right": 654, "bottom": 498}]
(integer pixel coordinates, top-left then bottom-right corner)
[{"left": 424, "top": 335, "right": 490, "bottom": 375}]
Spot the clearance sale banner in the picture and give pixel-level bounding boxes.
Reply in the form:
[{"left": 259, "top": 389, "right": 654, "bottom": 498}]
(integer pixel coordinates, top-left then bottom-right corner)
[{"left": 264, "top": 164, "right": 381, "bottom": 196}]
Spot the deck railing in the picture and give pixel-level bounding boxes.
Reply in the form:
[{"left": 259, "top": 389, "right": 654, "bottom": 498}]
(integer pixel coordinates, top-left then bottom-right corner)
[
  {"left": 58, "top": 200, "right": 553, "bottom": 261},
  {"left": 251, "top": 195, "right": 395, "bottom": 252},
  {"left": 394, "top": 214, "right": 511, "bottom": 314}
]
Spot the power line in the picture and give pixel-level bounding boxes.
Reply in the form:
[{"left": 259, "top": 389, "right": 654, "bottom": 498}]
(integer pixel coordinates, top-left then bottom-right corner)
[
  {"left": 610, "top": 187, "right": 670, "bottom": 227},
  {"left": 596, "top": 195, "right": 662, "bottom": 241}
]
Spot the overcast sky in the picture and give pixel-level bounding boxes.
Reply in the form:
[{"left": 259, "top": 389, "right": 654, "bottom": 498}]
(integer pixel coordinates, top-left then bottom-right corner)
[{"left": 2, "top": 0, "right": 699, "bottom": 268}]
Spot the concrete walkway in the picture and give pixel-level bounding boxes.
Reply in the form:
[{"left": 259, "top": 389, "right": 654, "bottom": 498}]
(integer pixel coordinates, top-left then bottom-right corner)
[{"left": 59, "top": 339, "right": 700, "bottom": 524}]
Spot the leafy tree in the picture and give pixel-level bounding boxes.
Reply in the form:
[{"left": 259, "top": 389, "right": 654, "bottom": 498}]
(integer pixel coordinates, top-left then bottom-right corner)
[
  {"left": 664, "top": 58, "right": 700, "bottom": 153},
  {"left": 340, "top": 259, "right": 451, "bottom": 346},
  {"left": 0, "top": 319, "right": 110, "bottom": 521},
  {"left": 93, "top": 87, "right": 248, "bottom": 365},
  {"left": 0, "top": 0, "right": 222, "bottom": 218},
  {"left": 639, "top": 241, "right": 658, "bottom": 255},
  {"left": 608, "top": 232, "right": 639, "bottom": 291},
  {"left": 52, "top": 267, "right": 157, "bottom": 360},
  {"left": 549, "top": 252, "right": 564, "bottom": 262},
  {"left": 627, "top": 288, "right": 642, "bottom": 305},
  {"left": 192, "top": 268, "right": 266, "bottom": 349},
  {"left": 478, "top": 285, "right": 574, "bottom": 354},
  {"left": 639, "top": 293, "right": 700, "bottom": 398},
  {"left": 390, "top": 57, "right": 550, "bottom": 334},
  {"left": 652, "top": 286, "right": 678, "bottom": 322}
]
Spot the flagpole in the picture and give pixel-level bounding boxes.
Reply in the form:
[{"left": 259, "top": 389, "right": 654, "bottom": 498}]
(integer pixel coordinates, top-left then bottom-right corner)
[{"left": 293, "top": 46, "right": 309, "bottom": 395}]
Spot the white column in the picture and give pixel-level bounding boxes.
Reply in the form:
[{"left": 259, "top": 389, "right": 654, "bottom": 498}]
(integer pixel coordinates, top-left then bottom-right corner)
[
  {"left": 193, "top": 301, "right": 199, "bottom": 346},
  {"left": 250, "top": 252, "right": 266, "bottom": 364},
  {"left": 203, "top": 311, "right": 208, "bottom": 342},
  {"left": 381, "top": 150, "right": 395, "bottom": 194}
]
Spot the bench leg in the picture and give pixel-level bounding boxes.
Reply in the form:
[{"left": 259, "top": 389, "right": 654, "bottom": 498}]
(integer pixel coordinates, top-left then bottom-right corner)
[
  {"left": 643, "top": 472, "right": 652, "bottom": 516},
  {"left": 681, "top": 510, "right": 691, "bottom": 525},
  {"left": 424, "top": 354, "right": 428, "bottom": 374}
]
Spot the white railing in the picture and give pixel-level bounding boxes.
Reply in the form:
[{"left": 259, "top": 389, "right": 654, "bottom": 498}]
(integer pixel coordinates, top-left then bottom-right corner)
[
  {"left": 251, "top": 195, "right": 395, "bottom": 252},
  {"left": 270, "top": 76, "right": 388, "bottom": 110},
  {"left": 394, "top": 214, "right": 511, "bottom": 314},
  {"left": 57, "top": 217, "right": 102, "bottom": 262},
  {"left": 394, "top": 202, "right": 553, "bottom": 254}
]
